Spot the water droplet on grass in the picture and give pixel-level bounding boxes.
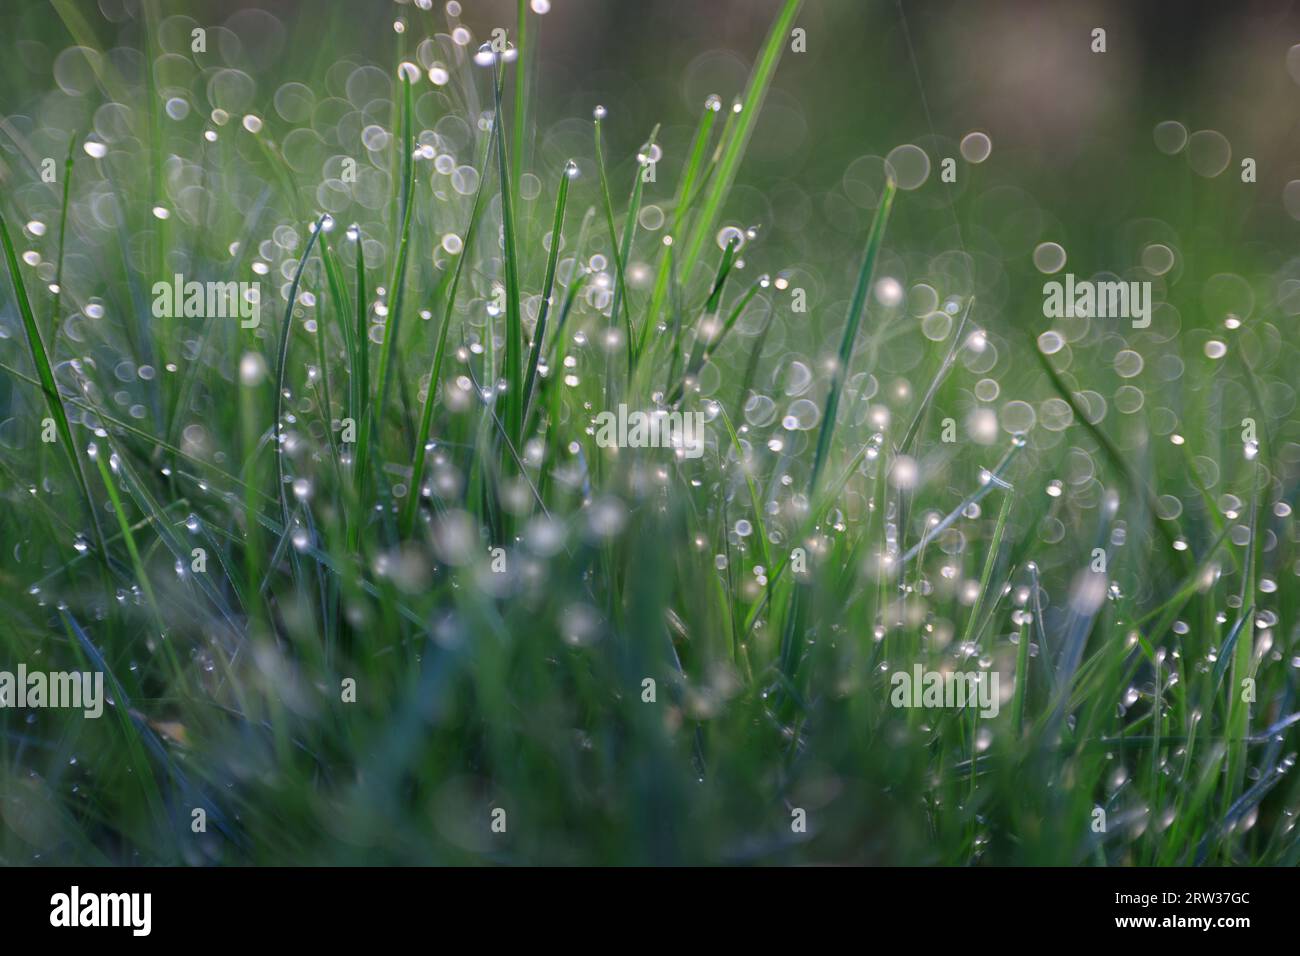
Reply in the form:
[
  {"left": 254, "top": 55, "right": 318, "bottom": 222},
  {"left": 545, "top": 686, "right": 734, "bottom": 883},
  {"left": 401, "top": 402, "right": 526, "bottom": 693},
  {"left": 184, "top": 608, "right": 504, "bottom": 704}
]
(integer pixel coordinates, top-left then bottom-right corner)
[{"left": 884, "top": 144, "right": 930, "bottom": 190}]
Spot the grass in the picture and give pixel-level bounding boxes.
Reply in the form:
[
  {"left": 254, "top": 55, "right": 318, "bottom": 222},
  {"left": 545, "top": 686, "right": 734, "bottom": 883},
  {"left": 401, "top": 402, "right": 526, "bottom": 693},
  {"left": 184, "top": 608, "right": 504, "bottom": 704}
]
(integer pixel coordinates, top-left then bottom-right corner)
[{"left": 0, "top": 0, "right": 1297, "bottom": 866}]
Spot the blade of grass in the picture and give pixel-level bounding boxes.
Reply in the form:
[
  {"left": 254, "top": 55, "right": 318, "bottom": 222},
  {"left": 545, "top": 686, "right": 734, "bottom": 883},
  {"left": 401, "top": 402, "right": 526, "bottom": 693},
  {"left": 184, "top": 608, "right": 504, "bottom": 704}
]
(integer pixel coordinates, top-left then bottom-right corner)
[
  {"left": 619, "top": 126, "right": 657, "bottom": 370},
  {"left": 899, "top": 439, "right": 1022, "bottom": 566},
  {"left": 61, "top": 608, "right": 245, "bottom": 849},
  {"left": 90, "top": 444, "right": 169, "bottom": 649},
  {"left": 50, "top": 136, "right": 76, "bottom": 329},
  {"left": 808, "top": 178, "right": 896, "bottom": 496},
  {"left": 1010, "top": 611, "right": 1031, "bottom": 736},
  {"left": 678, "top": 0, "right": 803, "bottom": 285},
  {"left": 644, "top": 97, "right": 722, "bottom": 338},
  {"left": 274, "top": 215, "right": 329, "bottom": 528},
  {"left": 0, "top": 209, "right": 105, "bottom": 557},
  {"left": 347, "top": 224, "right": 372, "bottom": 555},
  {"left": 1033, "top": 338, "right": 1191, "bottom": 572},
  {"left": 513, "top": 0, "right": 529, "bottom": 194},
  {"left": 592, "top": 112, "right": 635, "bottom": 389},
  {"left": 522, "top": 160, "right": 573, "bottom": 419},
  {"left": 492, "top": 61, "right": 525, "bottom": 446},
  {"left": 958, "top": 488, "right": 1013, "bottom": 652},
  {"left": 370, "top": 74, "right": 417, "bottom": 477},
  {"left": 716, "top": 403, "right": 773, "bottom": 581},
  {"left": 677, "top": 271, "right": 762, "bottom": 401},
  {"left": 897, "top": 298, "right": 972, "bottom": 457},
  {"left": 401, "top": 121, "right": 498, "bottom": 538}
]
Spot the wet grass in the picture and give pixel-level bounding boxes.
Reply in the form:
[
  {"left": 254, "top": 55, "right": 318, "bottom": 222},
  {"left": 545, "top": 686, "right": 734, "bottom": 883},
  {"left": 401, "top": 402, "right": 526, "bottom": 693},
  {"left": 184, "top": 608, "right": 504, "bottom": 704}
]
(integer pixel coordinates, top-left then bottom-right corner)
[{"left": 0, "top": 0, "right": 1297, "bottom": 866}]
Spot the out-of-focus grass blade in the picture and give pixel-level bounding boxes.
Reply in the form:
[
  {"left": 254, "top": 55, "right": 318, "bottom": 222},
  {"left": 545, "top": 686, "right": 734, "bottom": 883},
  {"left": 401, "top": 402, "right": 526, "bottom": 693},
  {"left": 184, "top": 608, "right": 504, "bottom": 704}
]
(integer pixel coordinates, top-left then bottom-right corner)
[
  {"left": 897, "top": 298, "right": 972, "bottom": 457},
  {"left": 1033, "top": 337, "right": 1191, "bottom": 573},
  {"left": 61, "top": 608, "right": 245, "bottom": 850},
  {"left": 95, "top": 427, "right": 244, "bottom": 648},
  {"left": 90, "top": 443, "right": 167, "bottom": 645},
  {"left": 0, "top": 360, "right": 268, "bottom": 505},
  {"left": 1212, "top": 606, "right": 1254, "bottom": 692},
  {"left": 900, "top": 438, "right": 1022, "bottom": 565}
]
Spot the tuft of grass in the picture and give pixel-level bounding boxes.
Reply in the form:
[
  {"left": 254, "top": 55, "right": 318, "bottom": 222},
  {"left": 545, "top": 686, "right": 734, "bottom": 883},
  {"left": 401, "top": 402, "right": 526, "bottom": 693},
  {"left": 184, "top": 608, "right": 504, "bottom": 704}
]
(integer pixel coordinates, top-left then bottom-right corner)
[{"left": 0, "top": 0, "right": 1296, "bottom": 869}]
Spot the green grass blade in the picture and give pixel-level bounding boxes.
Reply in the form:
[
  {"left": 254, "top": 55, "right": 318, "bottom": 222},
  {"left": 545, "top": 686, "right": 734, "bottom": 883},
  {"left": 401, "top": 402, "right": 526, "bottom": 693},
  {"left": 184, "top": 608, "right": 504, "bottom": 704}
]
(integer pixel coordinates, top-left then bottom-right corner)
[
  {"left": 401, "top": 121, "right": 498, "bottom": 538},
  {"left": 592, "top": 113, "right": 633, "bottom": 387},
  {"left": 958, "top": 488, "right": 1013, "bottom": 665},
  {"left": 90, "top": 444, "right": 167, "bottom": 642},
  {"left": 50, "top": 136, "right": 76, "bottom": 328},
  {"left": 371, "top": 74, "right": 417, "bottom": 471},
  {"left": 274, "top": 215, "right": 329, "bottom": 526},
  {"left": 513, "top": 0, "right": 529, "bottom": 194},
  {"left": 347, "top": 223, "right": 372, "bottom": 551},
  {"left": 644, "top": 98, "right": 721, "bottom": 336},
  {"left": 618, "top": 126, "right": 656, "bottom": 370},
  {"left": 522, "top": 160, "right": 572, "bottom": 419},
  {"left": 678, "top": 0, "right": 803, "bottom": 284},
  {"left": 492, "top": 62, "right": 525, "bottom": 445},
  {"left": 808, "top": 178, "right": 895, "bottom": 496},
  {"left": 667, "top": 235, "right": 740, "bottom": 405},
  {"left": 0, "top": 209, "right": 105, "bottom": 557}
]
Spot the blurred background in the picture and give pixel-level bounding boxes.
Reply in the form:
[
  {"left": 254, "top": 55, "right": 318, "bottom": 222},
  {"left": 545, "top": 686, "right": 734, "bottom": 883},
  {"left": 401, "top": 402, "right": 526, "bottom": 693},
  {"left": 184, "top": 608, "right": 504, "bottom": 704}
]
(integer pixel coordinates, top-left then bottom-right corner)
[
  {"left": 6, "top": 0, "right": 1300, "bottom": 335},
  {"left": 7, "top": 0, "right": 1300, "bottom": 238}
]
